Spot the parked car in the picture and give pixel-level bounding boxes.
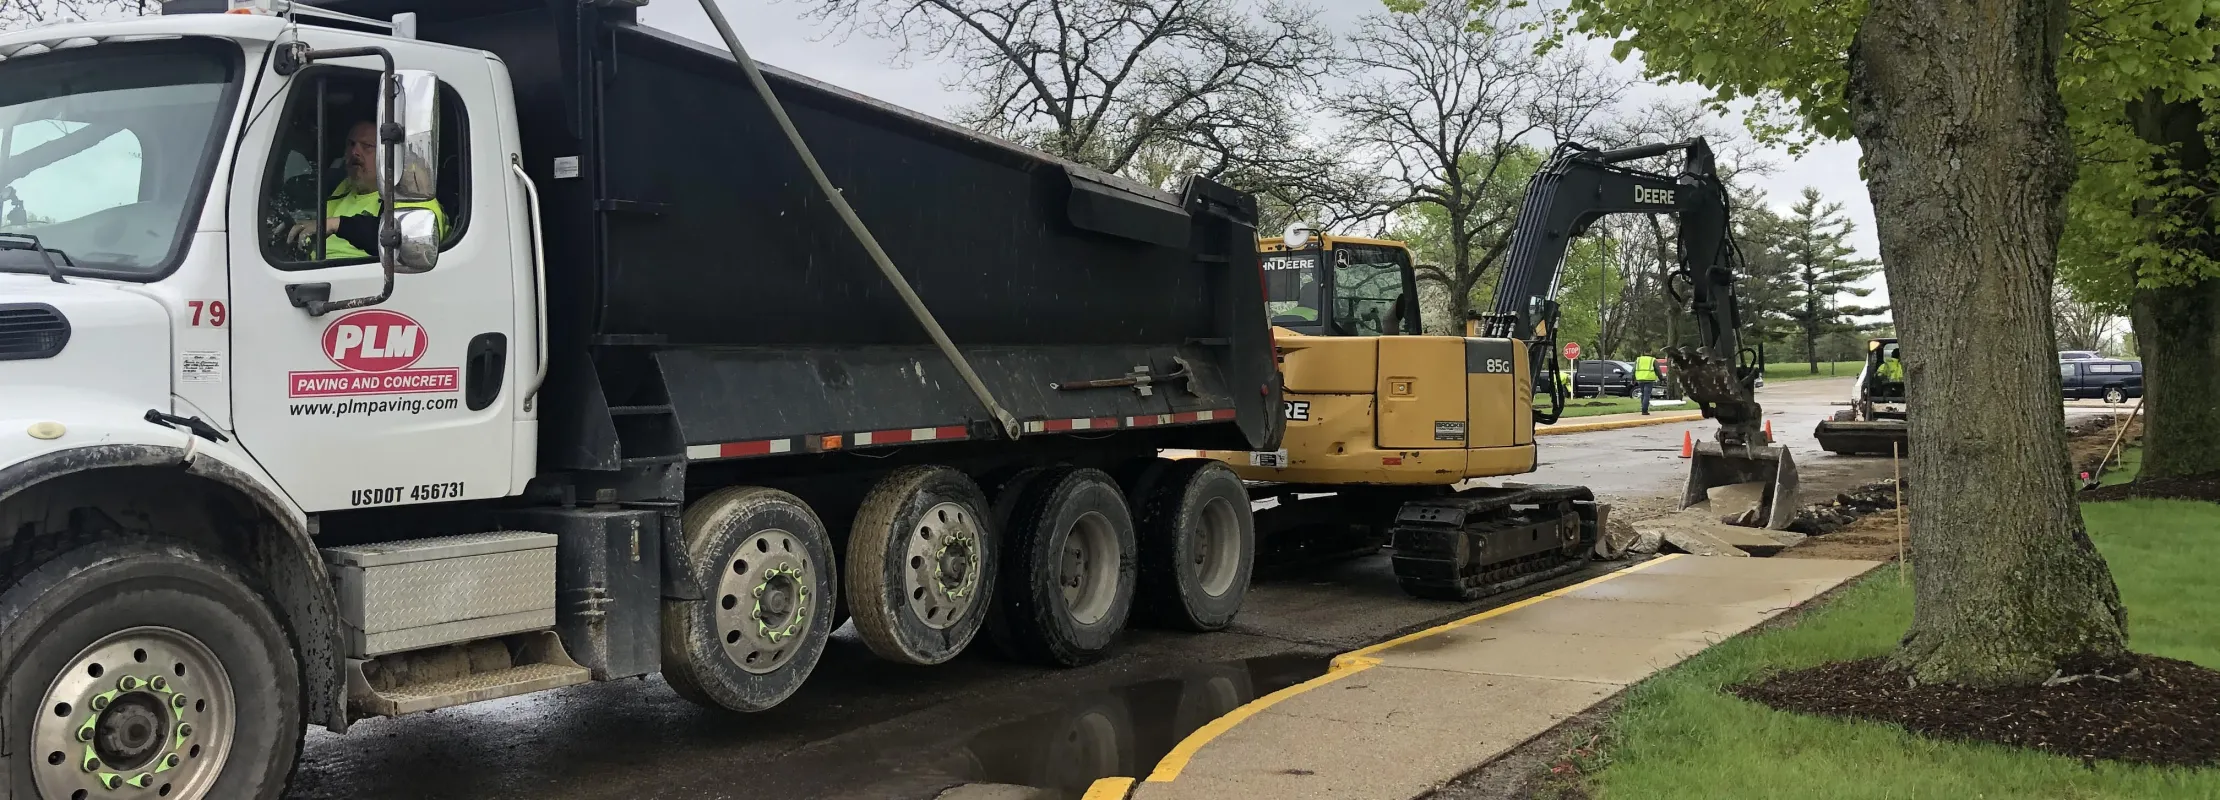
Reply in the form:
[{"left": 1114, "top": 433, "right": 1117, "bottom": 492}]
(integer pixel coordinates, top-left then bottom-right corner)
[
  {"left": 1572, "top": 360, "right": 1637, "bottom": 397},
  {"left": 2060, "top": 358, "right": 2143, "bottom": 403}
]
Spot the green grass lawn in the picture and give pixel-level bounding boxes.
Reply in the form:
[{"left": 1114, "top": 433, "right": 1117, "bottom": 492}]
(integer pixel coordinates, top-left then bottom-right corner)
[
  {"left": 1535, "top": 395, "right": 1696, "bottom": 419},
  {"left": 2102, "top": 445, "right": 2146, "bottom": 486},
  {"left": 1586, "top": 498, "right": 2220, "bottom": 799},
  {"left": 1763, "top": 360, "right": 1866, "bottom": 381}
]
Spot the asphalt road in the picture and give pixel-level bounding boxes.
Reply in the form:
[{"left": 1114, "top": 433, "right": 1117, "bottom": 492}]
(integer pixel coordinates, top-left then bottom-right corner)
[{"left": 287, "top": 378, "right": 1890, "bottom": 800}]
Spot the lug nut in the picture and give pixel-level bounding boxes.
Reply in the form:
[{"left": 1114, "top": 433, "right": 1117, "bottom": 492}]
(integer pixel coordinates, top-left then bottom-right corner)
[
  {"left": 133, "top": 773, "right": 152, "bottom": 788},
  {"left": 83, "top": 756, "right": 103, "bottom": 773},
  {"left": 90, "top": 695, "right": 110, "bottom": 711},
  {"left": 165, "top": 754, "right": 182, "bottom": 769},
  {"left": 177, "top": 723, "right": 192, "bottom": 738},
  {"left": 150, "top": 677, "right": 167, "bottom": 691},
  {"left": 171, "top": 694, "right": 188, "bottom": 710},
  {"left": 101, "top": 774, "right": 123, "bottom": 790},
  {"left": 117, "top": 676, "right": 140, "bottom": 691}
]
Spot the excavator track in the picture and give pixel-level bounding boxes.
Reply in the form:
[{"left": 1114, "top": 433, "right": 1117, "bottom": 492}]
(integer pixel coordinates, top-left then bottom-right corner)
[{"left": 1388, "top": 485, "right": 1601, "bottom": 602}]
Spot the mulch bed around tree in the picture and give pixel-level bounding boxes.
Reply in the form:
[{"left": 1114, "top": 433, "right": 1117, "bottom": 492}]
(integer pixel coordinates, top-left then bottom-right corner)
[
  {"left": 1732, "top": 655, "right": 2220, "bottom": 767},
  {"left": 2081, "top": 472, "right": 2220, "bottom": 504}
]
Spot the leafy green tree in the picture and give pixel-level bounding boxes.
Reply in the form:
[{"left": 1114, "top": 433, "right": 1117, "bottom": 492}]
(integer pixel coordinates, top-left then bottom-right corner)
[
  {"left": 1776, "top": 188, "right": 1884, "bottom": 372},
  {"left": 1556, "top": 0, "right": 2135, "bottom": 684}
]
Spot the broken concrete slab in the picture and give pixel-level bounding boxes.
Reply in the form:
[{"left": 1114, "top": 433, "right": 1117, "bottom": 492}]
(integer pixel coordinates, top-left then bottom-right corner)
[
  {"left": 1708, "top": 525, "right": 1791, "bottom": 557},
  {"left": 1706, "top": 481, "right": 1770, "bottom": 527},
  {"left": 1634, "top": 516, "right": 1751, "bottom": 557}
]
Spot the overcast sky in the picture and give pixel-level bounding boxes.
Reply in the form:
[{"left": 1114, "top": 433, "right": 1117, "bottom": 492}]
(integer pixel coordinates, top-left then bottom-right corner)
[{"left": 640, "top": 0, "right": 1888, "bottom": 311}]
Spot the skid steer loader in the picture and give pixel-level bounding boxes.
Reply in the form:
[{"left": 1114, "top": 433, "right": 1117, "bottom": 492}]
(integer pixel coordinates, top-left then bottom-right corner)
[{"left": 1814, "top": 338, "right": 1910, "bottom": 455}]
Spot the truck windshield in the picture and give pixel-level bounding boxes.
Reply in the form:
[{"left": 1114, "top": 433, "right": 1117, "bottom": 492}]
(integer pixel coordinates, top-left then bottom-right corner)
[
  {"left": 1329, "top": 244, "right": 1410, "bottom": 336},
  {"left": 1264, "top": 251, "right": 1322, "bottom": 326},
  {"left": 0, "top": 40, "right": 238, "bottom": 279}
]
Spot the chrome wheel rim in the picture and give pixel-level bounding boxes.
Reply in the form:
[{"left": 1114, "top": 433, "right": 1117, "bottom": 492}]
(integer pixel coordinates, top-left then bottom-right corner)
[
  {"left": 904, "top": 501, "right": 982, "bottom": 630},
  {"left": 1191, "top": 496, "right": 1243, "bottom": 598},
  {"left": 1060, "top": 511, "right": 1121, "bottom": 626},
  {"left": 32, "top": 627, "right": 237, "bottom": 800},
  {"left": 716, "top": 528, "right": 816, "bottom": 675}
]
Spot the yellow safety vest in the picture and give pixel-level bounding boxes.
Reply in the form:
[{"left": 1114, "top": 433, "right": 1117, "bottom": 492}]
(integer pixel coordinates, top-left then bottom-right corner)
[
  {"left": 323, "top": 186, "right": 447, "bottom": 261},
  {"left": 1634, "top": 355, "right": 1659, "bottom": 382},
  {"left": 1878, "top": 358, "right": 1904, "bottom": 381}
]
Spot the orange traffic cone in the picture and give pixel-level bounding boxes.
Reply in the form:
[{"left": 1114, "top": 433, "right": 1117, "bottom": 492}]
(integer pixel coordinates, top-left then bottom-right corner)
[
  {"left": 1679, "top": 431, "right": 1694, "bottom": 459},
  {"left": 1764, "top": 419, "right": 1774, "bottom": 442}
]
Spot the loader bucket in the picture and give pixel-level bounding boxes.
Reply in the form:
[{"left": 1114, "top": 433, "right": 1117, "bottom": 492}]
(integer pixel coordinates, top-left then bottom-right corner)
[
  {"left": 1681, "top": 442, "right": 1801, "bottom": 530},
  {"left": 1813, "top": 420, "right": 1909, "bottom": 456}
]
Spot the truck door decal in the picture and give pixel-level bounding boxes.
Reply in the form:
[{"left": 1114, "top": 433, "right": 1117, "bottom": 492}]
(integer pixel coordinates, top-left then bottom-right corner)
[{"left": 288, "top": 309, "right": 460, "bottom": 398}]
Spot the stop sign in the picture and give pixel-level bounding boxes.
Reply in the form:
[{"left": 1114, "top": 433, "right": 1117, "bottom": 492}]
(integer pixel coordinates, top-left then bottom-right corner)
[{"left": 1563, "top": 341, "right": 1582, "bottom": 360}]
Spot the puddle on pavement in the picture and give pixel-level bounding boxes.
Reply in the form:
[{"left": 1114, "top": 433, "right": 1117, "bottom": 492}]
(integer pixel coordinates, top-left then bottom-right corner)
[{"left": 929, "top": 653, "right": 1328, "bottom": 799}]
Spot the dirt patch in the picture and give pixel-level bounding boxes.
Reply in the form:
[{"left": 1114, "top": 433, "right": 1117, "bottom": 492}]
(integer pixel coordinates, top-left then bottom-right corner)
[
  {"left": 2068, "top": 412, "right": 2141, "bottom": 478},
  {"left": 1776, "top": 511, "right": 1904, "bottom": 561},
  {"left": 1785, "top": 480, "right": 1903, "bottom": 535},
  {"left": 1733, "top": 654, "right": 2220, "bottom": 767},
  {"left": 2081, "top": 472, "right": 2220, "bottom": 504}
]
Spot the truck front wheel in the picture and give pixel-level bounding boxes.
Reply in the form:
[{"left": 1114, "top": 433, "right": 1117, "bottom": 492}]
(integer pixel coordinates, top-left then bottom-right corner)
[
  {"left": 985, "top": 468, "right": 1138, "bottom": 667},
  {"left": 2, "top": 539, "right": 300, "bottom": 800},
  {"left": 661, "top": 487, "right": 836, "bottom": 713}
]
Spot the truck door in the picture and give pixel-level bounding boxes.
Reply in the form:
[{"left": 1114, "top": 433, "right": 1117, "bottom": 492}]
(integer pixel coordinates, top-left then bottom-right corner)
[{"left": 227, "top": 34, "right": 520, "bottom": 512}]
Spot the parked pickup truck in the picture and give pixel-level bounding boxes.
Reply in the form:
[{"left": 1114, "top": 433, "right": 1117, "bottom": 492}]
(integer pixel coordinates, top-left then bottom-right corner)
[{"left": 2061, "top": 358, "right": 2143, "bottom": 403}]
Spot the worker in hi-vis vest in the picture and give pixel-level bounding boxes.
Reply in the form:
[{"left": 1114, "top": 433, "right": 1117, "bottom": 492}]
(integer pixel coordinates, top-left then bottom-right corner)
[{"left": 1634, "top": 352, "right": 1661, "bottom": 415}]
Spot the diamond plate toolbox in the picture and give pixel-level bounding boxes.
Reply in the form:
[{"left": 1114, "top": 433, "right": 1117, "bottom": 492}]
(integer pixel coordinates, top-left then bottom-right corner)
[{"left": 324, "top": 532, "right": 559, "bottom": 657}]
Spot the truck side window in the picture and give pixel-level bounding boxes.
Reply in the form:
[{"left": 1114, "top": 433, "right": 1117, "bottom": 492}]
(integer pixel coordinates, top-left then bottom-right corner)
[
  {"left": 2060, "top": 363, "right": 2078, "bottom": 379},
  {"left": 257, "top": 69, "right": 470, "bottom": 270}
]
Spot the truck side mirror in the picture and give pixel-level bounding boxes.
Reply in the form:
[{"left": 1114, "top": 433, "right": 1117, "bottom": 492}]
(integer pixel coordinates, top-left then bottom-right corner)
[
  {"left": 392, "top": 207, "right": 439, "bottom": 273},
  {"left": 384, "top": 69, "right": 438, "bottom": 274},
  {"left": 387, "top": 70, "right": 439, "bottom": 204}
]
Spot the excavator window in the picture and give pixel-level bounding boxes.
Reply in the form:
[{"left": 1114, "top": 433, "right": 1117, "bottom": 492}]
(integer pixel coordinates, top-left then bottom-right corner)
[
  {"left": 1264, "top": 251, "right": 1323, "bottom": 327},
  {"left": 1328, "top": 243, "right": 1418, "bottom": 336}
]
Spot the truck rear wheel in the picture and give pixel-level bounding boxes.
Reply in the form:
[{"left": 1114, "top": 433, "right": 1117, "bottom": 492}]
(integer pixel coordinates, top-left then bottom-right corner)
[
  {"left": 3, "top": 539, "right": 300, "bottom": 800},
  {"left": 985, "top": 468, "right": 1137, "bottom": 667},
  {"left": 846, "top": 466, "right": 997, "bottom": 665},
  {"left": 661, "top": 487, "right": 836, "bottom": 713},
  {"left": 1133, "top": 460, "right": 1254, "bottom": 632}
]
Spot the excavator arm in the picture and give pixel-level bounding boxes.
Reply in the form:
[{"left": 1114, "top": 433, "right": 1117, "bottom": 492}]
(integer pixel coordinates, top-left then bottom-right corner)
[{"left": 1484, "top": 137, "right": 1798, "bottom": 528}]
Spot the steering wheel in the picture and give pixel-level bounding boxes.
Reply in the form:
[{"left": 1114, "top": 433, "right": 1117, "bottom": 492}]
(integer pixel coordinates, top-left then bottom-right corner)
[{"left": 266, "top": 173, "right": 323, "bottom": 260}]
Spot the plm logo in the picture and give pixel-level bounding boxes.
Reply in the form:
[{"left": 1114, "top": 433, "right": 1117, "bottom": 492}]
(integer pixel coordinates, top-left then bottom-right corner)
[{"left": 289, "top": 310, "right": 460, "bottom": 398}]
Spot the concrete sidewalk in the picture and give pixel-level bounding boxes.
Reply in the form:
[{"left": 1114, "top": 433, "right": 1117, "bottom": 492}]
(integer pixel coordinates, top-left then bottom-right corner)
[{"left": 1092, "top": 554, "right": 1881, "bottom": 800}]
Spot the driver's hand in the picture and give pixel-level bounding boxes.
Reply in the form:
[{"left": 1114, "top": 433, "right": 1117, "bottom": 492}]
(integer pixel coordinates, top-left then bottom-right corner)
[{"left": 286, "top": 217, "right": 340, "bottom": 248}]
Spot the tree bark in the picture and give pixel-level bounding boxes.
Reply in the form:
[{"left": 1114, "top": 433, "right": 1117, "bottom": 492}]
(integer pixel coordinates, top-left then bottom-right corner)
[
  {"left": 2123, "top": 93, "right": 2220, "bottom": 481},
  {"left": 1848, "top": 0, "right": 2128, "bottom": 685},
  {"left": 2131, "top": 280, "right": 2220, "bottom": 479}
]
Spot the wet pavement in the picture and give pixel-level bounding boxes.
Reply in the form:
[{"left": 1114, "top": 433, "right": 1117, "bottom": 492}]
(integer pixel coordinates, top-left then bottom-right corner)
[{"left": 287, "top": 378, "right": 1895, "bottom": 800}]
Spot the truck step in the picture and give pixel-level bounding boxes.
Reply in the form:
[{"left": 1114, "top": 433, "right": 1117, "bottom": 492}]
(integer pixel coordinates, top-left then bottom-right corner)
[{"left": 346, "top": 631, "right": 591, "bottom": 717}]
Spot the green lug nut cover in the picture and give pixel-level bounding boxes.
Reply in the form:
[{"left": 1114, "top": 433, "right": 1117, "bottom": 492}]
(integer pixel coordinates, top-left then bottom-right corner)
[
  {"left": 150, "top": 676, "right": 167, "bottom": 691},
  {"left": 117, "top": 676, "right": 139, "bottom": 691},
  {"left": 178, "top": 723, "right": 192, "bottom": 738},
  {"left": 129, "top": 772, "right": 154, "bottom": 788},
  {"left": 172, "top": 693, "right": 189, "bottom": 709},
  {"left": 90, "top": 695, "right": 110, "bottom": 711},
  {"left": 77, "top": 721, "right": 96, "bottom": 742},
  {"left": 83, "top": 755, "right": 102, "bottom": 772},
  {"left": 99, "top": 773, "right": 121, "bottom": 789}
]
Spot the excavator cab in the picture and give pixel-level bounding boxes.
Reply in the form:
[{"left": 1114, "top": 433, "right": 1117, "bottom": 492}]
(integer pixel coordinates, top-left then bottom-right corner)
[{"left": 1814, "top": 337, "right": 1910, "bottom": 455}]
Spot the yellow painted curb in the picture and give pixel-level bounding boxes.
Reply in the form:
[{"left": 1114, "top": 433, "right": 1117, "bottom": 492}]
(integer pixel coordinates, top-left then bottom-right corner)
[
  {"left": 1081, "top": 776, "right": 1136, "bottom": 799},
  {"left": 1140, "top": 555, "right": 1684, "bottom": 785},
  {"left": 1536, "top": 412, "right": 1703, "bottom": 436}
]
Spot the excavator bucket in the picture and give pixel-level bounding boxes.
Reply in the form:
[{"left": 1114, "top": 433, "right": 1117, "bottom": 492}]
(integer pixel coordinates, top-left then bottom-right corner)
[
  {"left": 1814, "top": 420, "right": 1908, "bottom": 456},
  {"left": 1681, "top": 442, "right": 1801, "bottom": 530}
]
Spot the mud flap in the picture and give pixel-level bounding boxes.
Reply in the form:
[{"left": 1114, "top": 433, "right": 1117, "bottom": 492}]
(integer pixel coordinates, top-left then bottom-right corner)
[{"left": 1681, "top": 442, "right": 1800, "bottom": 530}]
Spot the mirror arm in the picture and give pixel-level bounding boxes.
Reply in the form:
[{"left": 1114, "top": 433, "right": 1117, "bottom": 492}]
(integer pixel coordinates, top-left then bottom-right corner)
[{"left": 285, "top": 46, "right": 402, "bottom": 317}]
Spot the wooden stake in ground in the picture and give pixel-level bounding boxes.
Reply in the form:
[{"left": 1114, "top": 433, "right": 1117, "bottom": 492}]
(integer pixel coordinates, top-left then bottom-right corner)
[{"left": 1894, "top": 441, "right": 1905, "bottom": 583}]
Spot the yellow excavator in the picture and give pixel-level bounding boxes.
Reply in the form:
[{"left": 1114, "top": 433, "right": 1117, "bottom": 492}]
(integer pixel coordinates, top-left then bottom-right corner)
[{"left": 1192, "top": 138, "right": 1798, "bottom": 601}]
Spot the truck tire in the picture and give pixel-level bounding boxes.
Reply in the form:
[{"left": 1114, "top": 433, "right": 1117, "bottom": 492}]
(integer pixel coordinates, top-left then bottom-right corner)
[
  {"left": 661, "top": 487, "right": 836, "bottom": 713},
  {"left": 984, "top": 468, "right": 1138, "bottom": 667},
  {"left": 1133, "top": 460, "right": 1254, "bottom": 632},
  {"left": 846, "top": 466, "right": 997, "bottom": 665},
  {"left": 2105, "top": 386, "right": 2126, "bottom": 404},
  {"left": 2, "top": 538, "right": 300, "bottom": 800}
]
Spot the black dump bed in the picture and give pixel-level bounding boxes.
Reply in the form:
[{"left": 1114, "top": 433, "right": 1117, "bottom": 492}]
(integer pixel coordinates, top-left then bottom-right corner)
[{"left": 262, "top": 0, "right": 1281, "bottom": 472}]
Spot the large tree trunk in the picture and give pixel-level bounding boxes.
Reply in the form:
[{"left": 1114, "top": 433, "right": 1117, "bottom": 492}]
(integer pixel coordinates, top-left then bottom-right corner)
[
  {"left": 1848, "top": 0, "right": 2128, "bottom": 685},
  {"left": 2131, "top": 280, "right": 2220, "bottom": 479},
  {"left": 2124, "top": 94, "right": 2220, "bottom": 481}
]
